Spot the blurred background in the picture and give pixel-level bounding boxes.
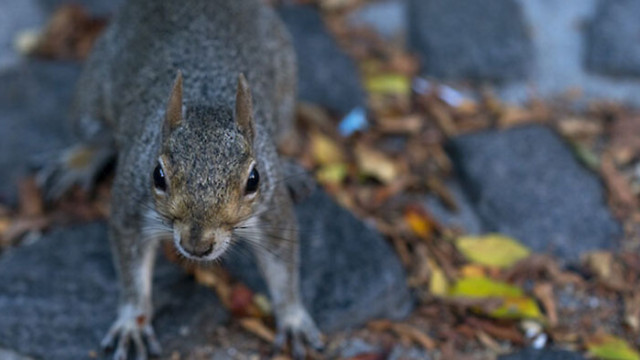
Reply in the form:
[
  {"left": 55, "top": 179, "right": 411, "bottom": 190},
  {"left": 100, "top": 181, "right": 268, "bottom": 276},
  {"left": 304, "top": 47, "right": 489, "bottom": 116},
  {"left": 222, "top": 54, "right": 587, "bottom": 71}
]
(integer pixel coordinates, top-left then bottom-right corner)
[{"left": 2, "top": 0, "right": 640, "bottom": 359}]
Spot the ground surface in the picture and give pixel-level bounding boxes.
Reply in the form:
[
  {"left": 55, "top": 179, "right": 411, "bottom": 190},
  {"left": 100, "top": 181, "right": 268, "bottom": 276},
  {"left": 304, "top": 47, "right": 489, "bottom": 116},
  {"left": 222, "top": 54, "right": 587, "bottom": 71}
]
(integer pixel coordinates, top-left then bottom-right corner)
[{"left": 2, "top": 1, "right": 640, "bottom": 360}]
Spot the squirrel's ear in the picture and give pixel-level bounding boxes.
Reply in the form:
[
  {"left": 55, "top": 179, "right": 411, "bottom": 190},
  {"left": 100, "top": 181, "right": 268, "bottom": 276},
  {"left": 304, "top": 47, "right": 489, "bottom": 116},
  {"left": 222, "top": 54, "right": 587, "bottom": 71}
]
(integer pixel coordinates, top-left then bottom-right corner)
[
  {"left": 235, "top": 73, "right": 254, "bottom": 140},
  {"left": 164, "top": 71, "right": 183, "bottom": 137}
]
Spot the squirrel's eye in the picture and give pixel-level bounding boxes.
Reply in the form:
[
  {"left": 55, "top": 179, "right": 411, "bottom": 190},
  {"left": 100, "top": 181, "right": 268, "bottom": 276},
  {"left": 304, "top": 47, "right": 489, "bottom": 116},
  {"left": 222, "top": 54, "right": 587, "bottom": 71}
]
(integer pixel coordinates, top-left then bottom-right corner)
[
  {"left": 245, "top": 167, "right": 259, "bottom": 194},
  {"left": 153, "top": 164, "right": 167, "bottom": 192}
]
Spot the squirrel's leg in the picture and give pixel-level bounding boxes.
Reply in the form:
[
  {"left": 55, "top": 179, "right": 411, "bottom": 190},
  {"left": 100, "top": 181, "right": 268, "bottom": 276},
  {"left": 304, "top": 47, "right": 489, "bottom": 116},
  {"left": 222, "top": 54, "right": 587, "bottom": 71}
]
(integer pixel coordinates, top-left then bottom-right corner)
[
  {"left": 101, "top": 222, "right": 162, "bottom": 360},
  {"left": 250, "top": 186, "right": 323, "bottom": 359},
  {"left": 101, "top": 178, "right": 162, "bottom": 359},
  {"left": 36, "top": 62, "right": 116, "bottom": 200},
  {"left": 36, "top": 133, "right": 116, "bottom": 200}
]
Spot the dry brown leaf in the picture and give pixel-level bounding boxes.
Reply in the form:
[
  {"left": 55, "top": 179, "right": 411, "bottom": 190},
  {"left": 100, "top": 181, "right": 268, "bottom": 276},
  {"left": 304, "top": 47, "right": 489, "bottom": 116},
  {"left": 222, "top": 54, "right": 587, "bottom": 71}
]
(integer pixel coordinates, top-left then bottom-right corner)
[
  {"left": 29, "top": 4, "right": 106, "bottom": 60},
  {"left": 498, "top": 106, "right": 535, "bottom": 128},
  {"left": 376, "top": 114, "right": 423, "bottom": 135},
  {"left": 354, "top": 143, "right": 400, "bottom": 184},
  {"left": 368, "top": 320, "right": 436, "bottom": 350},
  {"left": 583, "top": 251, "right": 627, "bottom": 292},
  {"left": 345, "top": 353, "right": 386, "bottom": 360},
  {"left": 193, "top": 267, "right": 232, "bottom": 309},
  {"left": 476, "top": 330, "right": 507, "bottom": 355},
  {"left": 624, "top": 291, "right": 640, "bottom": 333},
  {"left": 3, "top": 216, "right": 50, "bottom": 245},
  {"left": 466, "top": 317, "right": 524, "bottom": 345},
  {"left": 310, "top": 130, "right": 345, "bottom": 166},
  {"left": 238, "top": 317, "right": 275, "bottom": 343},
  {"left": 18, "top": 177, "right": 43, "bottom": 217},
  {"left": 533, "top": 282, "right": 558, "bottom": 327},
  {"left": 426, "top": 100, "right": 457, "bottom": 137},
  {"left": 601, "top": 154, "right": 638, "bottom": 217},
  {"left": 557, "top": 117, "right": 602, "bottom": 138},
  {"left": 610, "top": 115, "right": 640, "bottom": 160}
]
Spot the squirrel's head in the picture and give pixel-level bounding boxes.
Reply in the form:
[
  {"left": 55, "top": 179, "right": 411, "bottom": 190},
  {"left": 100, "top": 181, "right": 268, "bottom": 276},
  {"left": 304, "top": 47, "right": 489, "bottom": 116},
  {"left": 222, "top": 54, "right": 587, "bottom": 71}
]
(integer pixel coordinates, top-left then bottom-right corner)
[{"left": 151, "top": 72, "right": 261, "bottom": 260}]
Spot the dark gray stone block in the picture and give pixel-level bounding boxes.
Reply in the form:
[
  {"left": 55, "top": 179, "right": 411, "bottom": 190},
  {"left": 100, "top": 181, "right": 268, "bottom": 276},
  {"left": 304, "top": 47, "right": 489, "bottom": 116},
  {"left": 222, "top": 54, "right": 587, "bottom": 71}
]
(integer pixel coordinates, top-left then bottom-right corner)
[
  {"left": 0, "top": 0, "right": 44, "bottom": 69},
  {"left": 586, "top": 0, "right": 640, "bottom": 77},
  {"left": 223, "top": 186, "right": 413, "bottom": 332},
  {"left": 277, "top": 4, "right": 365, "bottom": 114},
  {"left": 408, "top": 0, "right": 532, "bottom": 83},
  {"left": 0, "top": 222, "right": 228, "bottom": 360},
  {"left": 448, "top": 125, "right": 620, "bottom": 261},
  {"left": 0, "top": 60, "right": 79, "bottom": 205},
  {"left": 499, "top": 348, "right": 585, "bottom": 360},
  {"left": 348, "top": 0, "right": 407, "bottom": 41},
  {"left": 424, "top": 180, "right": 484, "bottom": 235}
]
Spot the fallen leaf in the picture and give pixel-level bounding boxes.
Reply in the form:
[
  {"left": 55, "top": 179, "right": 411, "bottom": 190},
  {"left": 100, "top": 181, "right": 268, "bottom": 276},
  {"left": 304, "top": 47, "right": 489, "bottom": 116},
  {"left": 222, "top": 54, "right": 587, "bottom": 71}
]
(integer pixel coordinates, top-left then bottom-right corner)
[
  {"left": 583, "top": 251, "right": 627, "bottom": 291},
  {"left": 429, "top": 261, "right": 449, "bottom": 296},
  {"left": 450, "top": 276, "right": 543, "bottom": 320},
  {"left": 586, "top": 334, "right": 640, "bottom": 360},
  {"left": 28, "top": 4, "right": 107, "bottom": 60},
  {"left": 345, "top": 353, "right": 386, "bottom": 360},
  {"left": 18, "top": 177, "right": 43, "bottom": 217},
  {"left": 601, "top": 154, "right": 638, "bottom": 217},
  {"left": 404, "top": 205, "right": 435, "bottom": 239},
  {"left": 376, "top": 114, "right": 423, "bottom": 135},
  {"left": 625, "top": 292, "right": 640, "bottom": 332},
  {"left": 498, "top": 106, "right": 535, "bottom": 128},
  {"left": 455, "top": 234, "right": 530, "bottom": 268},
  {"left": 533, "top": 282, "right": 558, "bottom": 326},
  {"left": 3, "top": 216, "right": 50, "bottom": 245},
  {"left": 460, "top": 264, "right": 486, "bottom": 278},
  {"left": 354, "top": 143, "right": 400, "bottom": 184},
  {"left": 476, "top": 330, "right": 507, "bottom": 355},
  {"left": 230, "top": 284, "right": 261, "bottom": 317},
  {"left": 368, "top": 320, "right": 436, "bottom": 350},
  {"left": 466, "top": 317, "right": 525, "bottom": 344},
  {"left": 193, "top": 267, "right": 232, "bottom": 309},
  {"left": 315, "top": 162, "right": 349, "bottom": 186},
  {"left": 310, "top": 131, "right": 345, "bottom": 166},
  {"left": 365, "top": 73, "right": 410, "bottom": 96},
  {"left": 239, "top": 317, "right": 275, "bottom": 343}
]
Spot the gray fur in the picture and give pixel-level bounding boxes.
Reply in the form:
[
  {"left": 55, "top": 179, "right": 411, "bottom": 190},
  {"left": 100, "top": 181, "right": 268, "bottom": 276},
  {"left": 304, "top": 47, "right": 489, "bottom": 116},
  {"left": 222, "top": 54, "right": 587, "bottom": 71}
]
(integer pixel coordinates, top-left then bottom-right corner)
[{"left": 49, "top": 0, "right": 318, "bottom": 359}]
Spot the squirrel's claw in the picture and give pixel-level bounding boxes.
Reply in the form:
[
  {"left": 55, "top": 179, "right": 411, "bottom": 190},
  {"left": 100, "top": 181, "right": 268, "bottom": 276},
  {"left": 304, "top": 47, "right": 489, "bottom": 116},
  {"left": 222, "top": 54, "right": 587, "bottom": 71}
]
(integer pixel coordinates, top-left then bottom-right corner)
[
  {"left": 274, "top": 307, "right": 324, "bottom": 359},
  {"left": 101, "top": 311, "right": 161, "bottom": 360},
  {"left": 35, "top": 144, "right": 114, "bottom": 201}
]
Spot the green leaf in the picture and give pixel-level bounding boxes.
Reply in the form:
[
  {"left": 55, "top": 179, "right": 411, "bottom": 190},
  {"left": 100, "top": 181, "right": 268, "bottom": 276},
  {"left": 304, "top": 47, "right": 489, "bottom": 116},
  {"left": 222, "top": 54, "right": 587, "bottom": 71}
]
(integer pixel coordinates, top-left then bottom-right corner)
[
  {"left": 365, "top": 74, "right": 410, "bottom": 95},
  {"left": 587, "top": 334, "right": 640, "bottom": 360},
  {"left": 455, "top": 234, "right": 530, "bottom": 268},
  {"left": 449, "top": 276, "right": 543, "bottom": 320}
]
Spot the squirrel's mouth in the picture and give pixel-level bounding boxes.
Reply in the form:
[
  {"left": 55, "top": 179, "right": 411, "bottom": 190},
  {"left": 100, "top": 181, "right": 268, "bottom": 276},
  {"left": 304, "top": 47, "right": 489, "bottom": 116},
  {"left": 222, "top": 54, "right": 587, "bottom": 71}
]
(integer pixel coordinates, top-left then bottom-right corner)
[{"left": 172, "top": 229, "right": 231, "bottom": 261}]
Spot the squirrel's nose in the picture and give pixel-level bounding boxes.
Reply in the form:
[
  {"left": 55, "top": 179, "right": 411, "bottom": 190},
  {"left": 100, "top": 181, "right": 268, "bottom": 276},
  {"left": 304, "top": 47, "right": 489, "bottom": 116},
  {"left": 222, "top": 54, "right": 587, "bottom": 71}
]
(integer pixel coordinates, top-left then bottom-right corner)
[{"left": 180, "top": 240, "right": 214, "bottom": 257}]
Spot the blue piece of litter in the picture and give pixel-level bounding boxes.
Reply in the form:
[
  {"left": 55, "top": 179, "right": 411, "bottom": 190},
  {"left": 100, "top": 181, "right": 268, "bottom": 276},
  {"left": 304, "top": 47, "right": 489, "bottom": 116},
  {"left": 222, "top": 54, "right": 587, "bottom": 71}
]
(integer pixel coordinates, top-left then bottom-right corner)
[{"left": 338, "top": 107, "right": 368, "bottom": 136}]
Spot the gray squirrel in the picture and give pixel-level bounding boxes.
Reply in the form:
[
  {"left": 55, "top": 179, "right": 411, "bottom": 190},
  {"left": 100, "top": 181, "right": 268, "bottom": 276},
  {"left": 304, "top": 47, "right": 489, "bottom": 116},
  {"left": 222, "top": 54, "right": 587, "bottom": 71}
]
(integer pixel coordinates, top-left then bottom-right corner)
[{"left": 37, "top": 0, "right": 323, "bottom": 358}]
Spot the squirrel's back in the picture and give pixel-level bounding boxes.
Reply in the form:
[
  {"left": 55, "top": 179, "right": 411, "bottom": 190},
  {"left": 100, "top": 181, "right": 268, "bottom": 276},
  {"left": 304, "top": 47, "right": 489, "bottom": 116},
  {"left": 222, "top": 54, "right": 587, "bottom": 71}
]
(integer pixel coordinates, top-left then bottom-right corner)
[{"left": 75, "top": 0, "right": 296, "bottom": 148}]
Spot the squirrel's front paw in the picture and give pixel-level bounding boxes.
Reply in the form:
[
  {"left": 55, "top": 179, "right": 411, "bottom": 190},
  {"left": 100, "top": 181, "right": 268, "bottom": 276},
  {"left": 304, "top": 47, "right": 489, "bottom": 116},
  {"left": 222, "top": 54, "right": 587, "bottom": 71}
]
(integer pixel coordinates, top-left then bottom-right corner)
[
  {"left": 35, "top": 144, "right": 114, "bottom": 201},
  {"left": 274, "top": 307, "right": 324, "bottom": 360},
  {"left": 101, "top": 306, "right": 162, "bottom": 360}
]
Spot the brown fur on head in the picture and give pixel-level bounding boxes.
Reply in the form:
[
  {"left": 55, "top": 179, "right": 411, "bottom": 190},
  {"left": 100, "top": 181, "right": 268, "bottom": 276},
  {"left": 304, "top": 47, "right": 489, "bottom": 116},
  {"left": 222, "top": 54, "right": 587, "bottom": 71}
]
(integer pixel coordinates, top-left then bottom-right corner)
[{"left": 151, "top": 72, "right": 261, "bottom": 260}]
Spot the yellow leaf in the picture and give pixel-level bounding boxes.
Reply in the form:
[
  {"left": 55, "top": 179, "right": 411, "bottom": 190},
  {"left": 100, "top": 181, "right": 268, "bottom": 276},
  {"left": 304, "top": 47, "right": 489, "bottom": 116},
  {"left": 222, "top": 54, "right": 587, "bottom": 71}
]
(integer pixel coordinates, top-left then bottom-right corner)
[
  {"left": 429, "top": 264, "right": 448, "bottom": 296},
  {"left": 404, "top": 207, "right": 433, "bottom": 239},
  {"left": 587, "top": 334, "right": 640, "bottom": 360},
  {"left": 450, "top": 276, "right": 523, "bottom": 298},
  {"left": 450, "top": 276, "right": 543, "bottom": 320},
  {"left": 492, "top": 296, "right": 543, "bottom": 319},
  {"left": 455, "top": 234, "right": 530, "bottom": 268},
  {"left": 365, "top": 74, "right": 410, "bottom": 96},
  {"left": 354, "top": 144, "right": 399, "bottom": 184},
  {"left": 315, "top": 163, "right": 348, "bottom": 185},
  {"left": 460, "top": 264, "right": 486, "bottom": 278},
  {"left": 310, "top": 131, "right": 344, "bottom": 166}
]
